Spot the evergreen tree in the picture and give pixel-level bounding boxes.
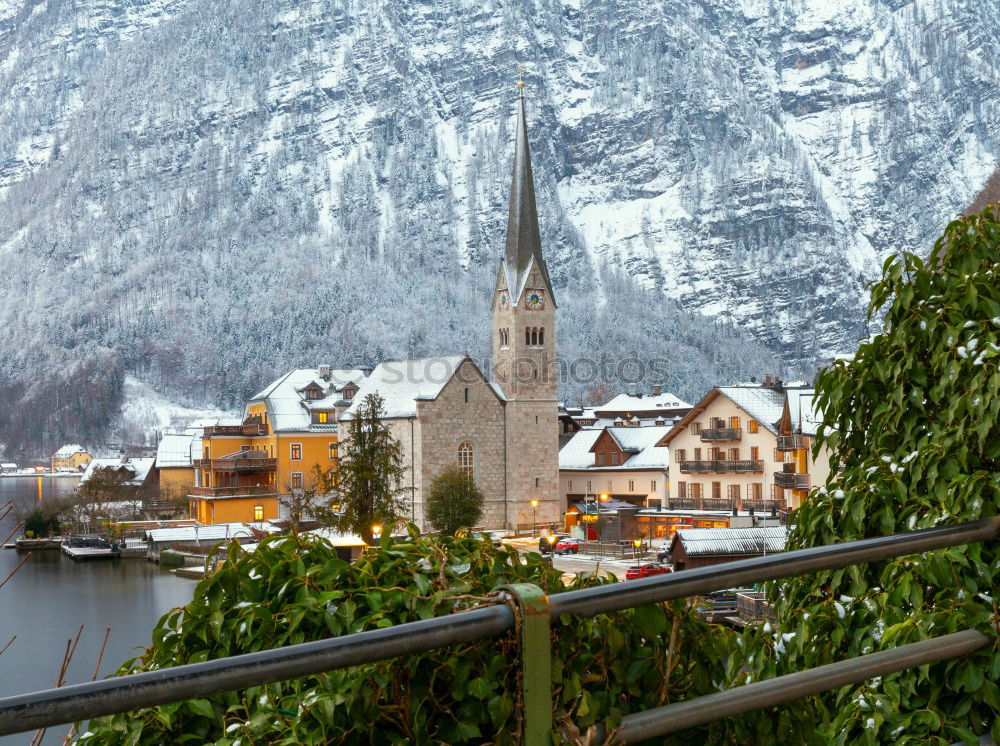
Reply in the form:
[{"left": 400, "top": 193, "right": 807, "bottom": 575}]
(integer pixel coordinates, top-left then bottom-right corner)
[
  {"left": 425, "top": 465, "right": 484, "bottom": 536},
  {"left": 328, "top": 393, "right": 406, "bottom": 545}
]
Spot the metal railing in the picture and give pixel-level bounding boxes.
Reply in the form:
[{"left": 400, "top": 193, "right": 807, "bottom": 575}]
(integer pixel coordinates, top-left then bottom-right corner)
[
  {"left": 0, "top": 517, "right": 996, "bottom": 743},
  {"left": 679, "top": 460, "right": 764, "bottom": 474},
  {"left": 775, "top": 471, "right": 810, "bottom": 489},
  {"left": 776, "top": 434, "right": 806, "bottom": 451},
  {"left": 187, "top": 486, "right": 277, "bottom": 498}
]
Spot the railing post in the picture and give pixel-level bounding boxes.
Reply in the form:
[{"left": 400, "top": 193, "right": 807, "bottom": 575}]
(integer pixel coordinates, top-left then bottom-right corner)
[{"left": 497, "top": 583, "right": 552, "bottom": 746}]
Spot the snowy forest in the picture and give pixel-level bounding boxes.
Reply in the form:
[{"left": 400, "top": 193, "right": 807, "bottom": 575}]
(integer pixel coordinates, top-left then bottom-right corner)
[{"left": 0, "top": 0, "right": 998, "bottom": 456}]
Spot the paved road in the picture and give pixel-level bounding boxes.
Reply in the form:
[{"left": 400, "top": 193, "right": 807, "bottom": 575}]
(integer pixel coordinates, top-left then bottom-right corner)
[{"left": 501, "top": 537, "right": 635, "bottom": 580}]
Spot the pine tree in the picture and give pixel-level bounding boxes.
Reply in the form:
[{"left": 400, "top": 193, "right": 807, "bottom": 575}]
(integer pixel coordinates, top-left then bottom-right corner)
[
  {"left": 425, "top": 465, "right": 485, "bottom": 536},
  {"left": 327, "top": 393, "right": 406, "bottom": 545}
]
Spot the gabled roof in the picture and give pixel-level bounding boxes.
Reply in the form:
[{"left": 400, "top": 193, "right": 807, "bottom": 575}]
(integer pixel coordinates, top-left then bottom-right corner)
[
  {"left": 785, "top": 388, "right": 822, "bottom": 436},
  {"left": 560, "top": 426, "right": 671, "bottom": 471},
  {"left": 656, "top": 385, "right": 788, "bottom": 446},
  {"left": 155, "top": 434, "right": 197, "bottom": 468},
  {"left": 80, "top": 458, "right": 156, "bottom": 487},
  {"left": 671, "top": 526, "right": 788, "bottom": 556},
  {"left": 341, "top": 356, "right": 482, "bottom": 420},
  {"left": 52, "top": 444, "right": 87, "bottom": 458},
  {"left": 502, "top": 91, "right": 555, "bottom": 307},
  {"left": 249, "top": 368, "right": 369, "bottom": 432}
]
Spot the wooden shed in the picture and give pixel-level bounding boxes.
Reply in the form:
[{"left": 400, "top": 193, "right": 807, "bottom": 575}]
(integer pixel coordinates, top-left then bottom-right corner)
[{"left": 669, "top": 526, "right": 787, "bottom": 571}]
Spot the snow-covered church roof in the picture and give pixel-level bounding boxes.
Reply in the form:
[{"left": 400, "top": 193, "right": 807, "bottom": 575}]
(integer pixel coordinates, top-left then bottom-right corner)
[{"left": 341, "top": 356, "right": 468, "bottom": 419}]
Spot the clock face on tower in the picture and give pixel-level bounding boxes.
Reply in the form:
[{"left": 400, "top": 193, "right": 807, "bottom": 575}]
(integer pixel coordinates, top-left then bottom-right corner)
[
  {"left": 524, "top": 290, "right": 545, "bottom": 310},
  {"left": 498, "top": 290, "right": 509, "bottom": 310}
]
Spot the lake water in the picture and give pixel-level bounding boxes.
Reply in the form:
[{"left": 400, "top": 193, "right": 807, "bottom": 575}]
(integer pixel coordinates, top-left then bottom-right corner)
[{"left": 0, "top": 476, "right": 196, "bottom": 744}]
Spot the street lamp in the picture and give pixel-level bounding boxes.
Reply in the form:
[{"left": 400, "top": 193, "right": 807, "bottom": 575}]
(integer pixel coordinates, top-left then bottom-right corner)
[
  {"left": 371, "top": 523, "right": 383, "bottom": 543},
  {"left": 530, "top": 499, "right": 539, "bottom": 536},
  {"left": 633, "top": 537, "right": 642, "bottom": 559}
]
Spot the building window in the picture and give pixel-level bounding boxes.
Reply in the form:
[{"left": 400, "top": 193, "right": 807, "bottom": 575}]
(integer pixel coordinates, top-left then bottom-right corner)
[
  {"left": 241, "top": 444, "right": 251, "bottom": 451},
  {"left": 539, "top": 328, "right": 544, "bottom": 345},
  {"left": 751, "top": 446, "right": 760, "bottom": 460},
  {"left": 691, "top": 422, "right": 702, "bottom": 435},
  {"left": 291, "top": 472, "right": 303, "bottom": 489},
  {"left": 628, "top": 480, "right": 634, "bottom": 492},
  {"left": 748, "top": 420, "right": 759, "bottom": 434},
  {"left": 291, "top": 443, "right": 302, "bottom": 461},
  {"left": 568, "top": 480, "right": 573, "bottom": 491},
  {"left": 729, "top": 448, "right": 740, "bottom": 460},
  {"left": 535, "top": 477, "right": 540, "bottom": 488},
  {"left": 204, "top": 447, "right": 210, "bottom": 460},
  {"left": 730, "top": 416, "right": 740, "bottom": 429},
  {"left": 753, "top": 483, "right": 763, "bottom": 500},
  {"left": 774, "top": 448, "right": 786, "bottom": 462},
  {"left": 458, "top": 442, "right": 474, "bottom": 479},
  {"left": 525, "top": 328, "right": 531, "bottom": 345},
  {"left": 597, "top": 453, "right": 606, "bottom": 466},
  {"left": 728, "top": 484, "right": 740, "bottom": 501},
  {"left": 678, "top": 482, "right": 687, "bottom": 498},
  {"left": 712, "top": 481, "right": 721, "bottom": 499},
  {"left": 675, "top": 449, "right": 686, "bottom": 462},
  {"left": 586, "top": 480, "right": 592, "bottom": 492},
  {"left": 611, "top": 453, "right": 619, "bottom": 465},
  {"left": 329, "top": 443, "right": 338, "bottom": 461},
  {"left": 694, "top": 448, "right": 702, "bottom": 460},
  {"left": 651, "top": 480, "right": 657, "bottom": 492},
  {"left": 317, "top": 411, "right": 329, "bottom": 424},
  {"left": 464, "top": 387, "right": 469, "bottom": 404},
  {"left": 690, "top": 483, "right": 703, "bottom": 499},
  {"left": 253, "top": 504, "right": 264, "bottom": 521}
]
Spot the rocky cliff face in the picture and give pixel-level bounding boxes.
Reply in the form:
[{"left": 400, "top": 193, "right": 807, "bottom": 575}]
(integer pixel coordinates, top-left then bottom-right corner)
[{"left": 0, "top": 0, "right": 997, "bottom": 453}]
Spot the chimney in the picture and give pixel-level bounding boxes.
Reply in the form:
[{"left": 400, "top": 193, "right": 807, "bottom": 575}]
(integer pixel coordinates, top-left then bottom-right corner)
[
  {"left": 773, "top": 374, "right": 784, "bottom": 393},
  {"left": 319, "top": 365, "right": 331, "bottom": 381},
  {"left": 652, "top": 384, "right": 662, "bottom": 396},
  {"left": 627, "top": 383, "right": 639, "bottom": 397}
]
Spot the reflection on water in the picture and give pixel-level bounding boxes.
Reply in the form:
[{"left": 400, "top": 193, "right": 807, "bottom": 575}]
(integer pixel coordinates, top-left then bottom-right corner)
[{"left": 0, "top": 478, "right": 195, "bottom": 744}]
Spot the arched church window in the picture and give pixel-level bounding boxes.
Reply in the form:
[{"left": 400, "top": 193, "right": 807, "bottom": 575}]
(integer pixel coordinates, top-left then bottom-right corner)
[
  {"left": 530, "top": 328, "right": 538, "bottom": 346},
  {"left": 525, "top": 328, "right": 531, "bottom": 346},
  {"left": 538, "top": 328, "right": 544, "bottom": 345},
  {"left": 458, "top": 442, "right": 474, "bottom": 479}
]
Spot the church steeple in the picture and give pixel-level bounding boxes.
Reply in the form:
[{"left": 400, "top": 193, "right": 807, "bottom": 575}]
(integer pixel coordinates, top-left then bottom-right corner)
[{"left": 503, "top": 84, "right": 555, "bottom": 306}]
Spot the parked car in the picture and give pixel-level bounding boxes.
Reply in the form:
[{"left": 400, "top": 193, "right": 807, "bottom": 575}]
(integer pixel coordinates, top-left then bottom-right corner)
[
  {"left": 655, "top": 543, "right": 671, "bottom": 563},
  {"left": 625, "top": 563, "right": 672, "bottom": 580},
  {"left": 554, "top": 537, "right": 580, "bottom": 555},
  {"left": 539, "top": 533, "right": 568, "bottom": 554},
  {"left": 470, "top": 531, "right": 504, "bottom": 547}
]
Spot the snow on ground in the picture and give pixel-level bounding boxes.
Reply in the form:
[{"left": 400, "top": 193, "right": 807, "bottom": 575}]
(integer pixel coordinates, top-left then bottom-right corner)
[{"left": 114, "top": 376, "right": 235, "bottom": 444}]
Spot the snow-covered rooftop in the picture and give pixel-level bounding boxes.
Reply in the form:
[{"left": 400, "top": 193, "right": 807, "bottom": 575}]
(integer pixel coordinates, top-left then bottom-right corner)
[
  {"left": 716, "top": 386, "right": 787, "bottom": 435},
  {"left": 342, "top": 356, "right": 467, "bottom": 419},
  {"left": 250, "top": 368, "right": 369, "bottom": 432},
  {"left": 560, "top": 426, "right": 670, "bottom": 470},
  {"left": 303, "top": 527, "right": 368, "bottom": 546},
  {"left": 672, "top": 526, "right": 788, "bottom": 556},
  {"left": 80, "top": 457, "right": 156, "bottom": 486},
  {"left": 145, "top": 523, "right": 253, "bottom": 543},
  {"left": 155, "top": 433, "right": 197, "bottom": 468},
  {"left": 52, "top": 444, "right": 87, "bottom": 458},
  {"left": 786, "top": 388, "right": 822, "bottom": 435},
  {"left": 595, "top": 393, "right": 692, "bottom": 414}
]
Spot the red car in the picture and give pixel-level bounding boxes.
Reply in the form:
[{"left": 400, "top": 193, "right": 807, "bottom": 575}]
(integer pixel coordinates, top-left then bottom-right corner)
[
  {"left": 625, "top": 563, "right": 671, "bottom": 580},
  {"left": 554, "top": 537, "right": 580, "bottom": 555}
]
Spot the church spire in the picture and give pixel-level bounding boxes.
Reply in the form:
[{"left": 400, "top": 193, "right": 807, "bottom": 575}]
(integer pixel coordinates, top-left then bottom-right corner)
[{"left": 503, "top": 76, "right": 555, "bottom": 305}]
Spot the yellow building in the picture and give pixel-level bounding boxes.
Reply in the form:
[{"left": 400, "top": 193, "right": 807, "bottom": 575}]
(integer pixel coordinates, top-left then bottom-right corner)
[
  {"left": 50, "top": 444, "right": 92, "bottom": 472},
  {"left": 188, "top": 367, "right": 367, "bottom": 525}
]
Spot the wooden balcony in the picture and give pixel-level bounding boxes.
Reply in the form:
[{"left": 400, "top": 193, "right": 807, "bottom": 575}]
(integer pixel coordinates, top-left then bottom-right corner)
[
  {"left": 776, "top": 435, "right": 806, "bottom": 451},
  {"left": 700, "top": 428, "right": 742, "bottom": 442},
  {"left": 188, "top": 486, "right": 277, "bottom": 498},
  {"left": 774, "top": 472, "right": 810, "bottom": 489},
  {"left": 194, "top": 455, "right": 276, "bottom": 472},
  {"left": 203, "top": 424, "right": 268, "bottom": 437},
  {"left": 742, "top": 499, "right": 786, "bottom": 513},
  {"left": 665, "top": 498, "right": 735, "bottom": 511},
  {"left": 679, "top": 460, "right": 764, "bottom": 474}
]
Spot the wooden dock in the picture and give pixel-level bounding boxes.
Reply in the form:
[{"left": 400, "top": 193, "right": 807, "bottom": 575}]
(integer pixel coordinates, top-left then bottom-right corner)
[{"left": 61, "top": 542, "right": 146, "bottom": 561}]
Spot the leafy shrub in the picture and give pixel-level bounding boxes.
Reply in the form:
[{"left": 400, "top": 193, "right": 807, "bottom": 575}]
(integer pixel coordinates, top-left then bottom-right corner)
[
  {"left": 78, "top": 529, "right": 732, "bottom": 744},
  {"left": 728, "top": 209, "right": 1000, "bottom": 745},
  {"left": 426, "top": 465, "right": 485, "bottom": 535}
]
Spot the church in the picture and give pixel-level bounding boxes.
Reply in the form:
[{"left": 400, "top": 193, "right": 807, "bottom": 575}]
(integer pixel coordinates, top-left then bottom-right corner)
[
  {"left": 194, "top": 88, "right": 562, "bottom": 532},
  {"left": 338, "top": 87, "right": 559, "bottom": 531}
]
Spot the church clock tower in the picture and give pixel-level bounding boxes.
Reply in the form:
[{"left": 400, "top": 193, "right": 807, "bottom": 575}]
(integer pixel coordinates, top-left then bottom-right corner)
[{"left": 492, "top": 83, "right": 559, "bottom": 529}]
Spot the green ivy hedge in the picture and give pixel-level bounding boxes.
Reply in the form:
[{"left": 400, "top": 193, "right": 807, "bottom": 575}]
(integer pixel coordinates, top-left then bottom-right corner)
[
  {"left": 77, "top": 530, "right": 732, "bottom": 744},
  {"left": 725, "top": 208, "right": 1000, "bottom": 745}
]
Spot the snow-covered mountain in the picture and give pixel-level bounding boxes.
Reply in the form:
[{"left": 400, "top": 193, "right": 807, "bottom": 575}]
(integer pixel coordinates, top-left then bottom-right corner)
[{"left": 0, "top": 0, "right": 997, "bottom": 454}]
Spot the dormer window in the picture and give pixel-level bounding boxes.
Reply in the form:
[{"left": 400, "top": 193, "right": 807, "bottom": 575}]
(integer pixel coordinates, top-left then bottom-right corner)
[
  {"left": 343, "top": 383, "right": 358, "bottom": 400},
  {"left": 303, "top": 384, "right": 323, "bottom": 401}
]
